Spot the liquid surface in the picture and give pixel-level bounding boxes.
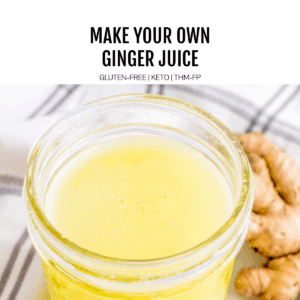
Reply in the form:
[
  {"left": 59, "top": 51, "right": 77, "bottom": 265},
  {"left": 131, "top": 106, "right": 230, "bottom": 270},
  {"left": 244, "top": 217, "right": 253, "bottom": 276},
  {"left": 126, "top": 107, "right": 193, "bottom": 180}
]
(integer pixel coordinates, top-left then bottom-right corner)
[{"left": 45, "top": 135, "right": 233, "bottom": 260}]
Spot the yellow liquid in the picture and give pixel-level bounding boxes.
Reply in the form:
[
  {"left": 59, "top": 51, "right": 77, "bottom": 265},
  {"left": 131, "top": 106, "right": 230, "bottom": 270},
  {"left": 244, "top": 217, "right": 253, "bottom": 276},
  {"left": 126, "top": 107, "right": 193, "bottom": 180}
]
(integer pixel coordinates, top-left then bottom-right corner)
[{"left": 43, "top": 135, "right": 234, "bottom": 299}]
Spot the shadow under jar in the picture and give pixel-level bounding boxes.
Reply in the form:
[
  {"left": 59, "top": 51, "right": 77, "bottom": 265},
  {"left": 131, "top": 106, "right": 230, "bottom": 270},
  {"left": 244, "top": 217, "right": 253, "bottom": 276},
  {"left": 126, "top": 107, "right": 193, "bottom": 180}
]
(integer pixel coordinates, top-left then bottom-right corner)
[{"left": 24, "top": 94, "right": 253, "bottom": 300}]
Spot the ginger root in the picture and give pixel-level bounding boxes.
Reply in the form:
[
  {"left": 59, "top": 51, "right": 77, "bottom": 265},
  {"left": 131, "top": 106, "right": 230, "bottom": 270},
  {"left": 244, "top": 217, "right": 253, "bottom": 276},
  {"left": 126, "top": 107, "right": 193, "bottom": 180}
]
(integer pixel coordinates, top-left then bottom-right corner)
[
  {"left": 234, "top": 132, "right": 300, "bottom": 300},
  {"left": 235, "top": 253, "right": 300, "bottom": 300}
]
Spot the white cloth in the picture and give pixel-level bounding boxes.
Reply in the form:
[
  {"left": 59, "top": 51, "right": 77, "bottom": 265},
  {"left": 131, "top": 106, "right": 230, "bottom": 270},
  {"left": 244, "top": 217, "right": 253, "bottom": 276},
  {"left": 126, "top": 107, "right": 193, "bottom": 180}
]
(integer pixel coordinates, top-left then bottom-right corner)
[{"left": 0, "top": 84, "right": 300, "bottom": 300}]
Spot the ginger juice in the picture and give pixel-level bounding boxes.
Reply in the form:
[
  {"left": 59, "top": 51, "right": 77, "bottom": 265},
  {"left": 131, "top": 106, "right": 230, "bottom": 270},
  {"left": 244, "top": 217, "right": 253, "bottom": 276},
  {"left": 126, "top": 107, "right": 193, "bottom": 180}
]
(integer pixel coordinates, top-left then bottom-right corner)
[
  {"left": 42, "top": 135, "right": 234, "bottom": 299},
  {"left": 24, "top": 95, "right": 253, "bottom": 300},
  {"left": 45, "top": 136, "right": 233, "bottom": 260}
]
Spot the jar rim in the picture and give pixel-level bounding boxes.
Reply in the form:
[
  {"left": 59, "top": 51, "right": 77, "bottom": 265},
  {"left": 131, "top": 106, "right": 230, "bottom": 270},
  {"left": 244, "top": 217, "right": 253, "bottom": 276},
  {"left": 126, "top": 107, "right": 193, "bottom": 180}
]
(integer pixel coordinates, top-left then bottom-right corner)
[{"left": 25, "top": 93, "right": 253, "bottom": 269}]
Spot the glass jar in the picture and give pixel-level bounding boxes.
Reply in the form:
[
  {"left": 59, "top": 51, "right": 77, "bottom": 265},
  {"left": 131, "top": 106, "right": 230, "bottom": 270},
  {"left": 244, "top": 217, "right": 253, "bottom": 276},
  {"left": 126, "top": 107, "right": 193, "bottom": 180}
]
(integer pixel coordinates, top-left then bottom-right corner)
[{"left": 24, "top": 94, "right": 253, "bottom": 300}]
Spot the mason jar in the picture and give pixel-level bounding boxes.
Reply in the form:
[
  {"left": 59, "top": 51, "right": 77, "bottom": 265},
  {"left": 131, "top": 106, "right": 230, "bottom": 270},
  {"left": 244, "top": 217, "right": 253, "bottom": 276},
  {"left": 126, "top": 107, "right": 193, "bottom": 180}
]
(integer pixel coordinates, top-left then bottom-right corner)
[{"left": 23, "top": 94, "right": 253, "bottom": 300}]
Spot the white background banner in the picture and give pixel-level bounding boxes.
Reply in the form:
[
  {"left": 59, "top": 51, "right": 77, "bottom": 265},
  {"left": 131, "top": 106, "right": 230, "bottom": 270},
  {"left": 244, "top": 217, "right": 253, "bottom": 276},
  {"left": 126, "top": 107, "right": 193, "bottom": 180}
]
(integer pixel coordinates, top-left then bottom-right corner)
[{"left": 0, "top": 0, "right": 299, "bottom": 84}]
